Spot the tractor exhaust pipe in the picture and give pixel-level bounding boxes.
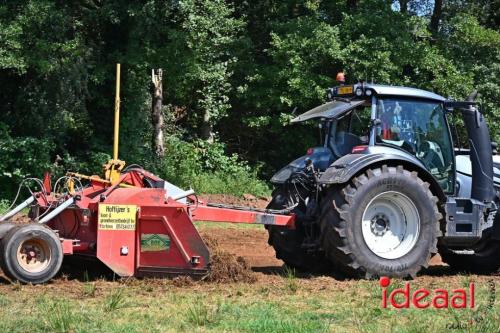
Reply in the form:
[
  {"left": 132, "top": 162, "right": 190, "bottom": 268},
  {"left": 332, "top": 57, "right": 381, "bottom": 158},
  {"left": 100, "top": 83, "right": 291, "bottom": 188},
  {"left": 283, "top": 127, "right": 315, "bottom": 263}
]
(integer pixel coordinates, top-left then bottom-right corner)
[{"left": 461, "top": 91, "right": 495, "bottom": 202}]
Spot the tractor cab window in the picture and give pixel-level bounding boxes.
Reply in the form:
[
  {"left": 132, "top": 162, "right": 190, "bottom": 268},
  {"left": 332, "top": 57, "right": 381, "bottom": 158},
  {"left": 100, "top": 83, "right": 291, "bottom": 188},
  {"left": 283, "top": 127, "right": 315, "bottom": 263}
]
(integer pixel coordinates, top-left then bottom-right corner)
[
  {"left": 329, "top": 104, "right": 371, "bottom": 157},
  {"left": 376, "top": 98, "right": 454, "bottom": 192}
]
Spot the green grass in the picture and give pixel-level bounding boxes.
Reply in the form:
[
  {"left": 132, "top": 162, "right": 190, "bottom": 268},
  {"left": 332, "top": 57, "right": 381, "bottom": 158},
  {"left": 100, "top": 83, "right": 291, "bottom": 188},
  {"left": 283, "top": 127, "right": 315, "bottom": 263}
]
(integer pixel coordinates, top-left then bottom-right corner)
[
  {"left": 104, "top": 288, "right": 127, "bottom": 312},
  {"left": 0, "top": 225, "right": 498, "bottom": 333},
  {"left": 283, "top": 266, "right": 298, "bottom": 294},
  {"left": 0, "top": 274, "right": 498, "bottom": 333}
]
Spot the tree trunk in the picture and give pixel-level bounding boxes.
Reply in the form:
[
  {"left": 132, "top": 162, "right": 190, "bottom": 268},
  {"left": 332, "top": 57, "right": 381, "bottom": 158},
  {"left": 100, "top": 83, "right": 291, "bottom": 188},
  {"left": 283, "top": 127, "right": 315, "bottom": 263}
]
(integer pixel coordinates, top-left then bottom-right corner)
[
  {"left": 399, "top": 0, "right": 408, "bottom": 13},
  {"left": 430, "top": 0, "right": 442, "bottom": 33},
  {"left": 201, "top": 109, "right": 214, "bottom": 143},
  {"left": 151, "top": 69, "right": 165, "bottom": 157},
  {"left": 346, "top": 0, "right": 357, "bottom": 10}
]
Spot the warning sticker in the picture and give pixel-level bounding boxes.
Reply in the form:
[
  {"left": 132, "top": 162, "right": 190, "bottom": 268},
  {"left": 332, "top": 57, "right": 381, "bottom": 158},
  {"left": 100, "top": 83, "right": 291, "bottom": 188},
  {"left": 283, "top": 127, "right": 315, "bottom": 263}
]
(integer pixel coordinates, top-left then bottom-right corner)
[
  {"left": 141, "top": 234, "right": 171, "bottom": 252},
  {"left": 98, "top": 204, "right": 137, "bottom": 230}
]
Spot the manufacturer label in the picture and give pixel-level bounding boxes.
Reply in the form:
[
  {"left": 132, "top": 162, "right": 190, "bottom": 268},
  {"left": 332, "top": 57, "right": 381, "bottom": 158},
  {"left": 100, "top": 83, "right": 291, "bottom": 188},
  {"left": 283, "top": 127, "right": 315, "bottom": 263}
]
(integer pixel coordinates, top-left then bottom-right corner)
[
  {"left": 141, "top": 234, "right": 171, "bottom": 252},
  {"left": 98, "top": 204, "right": 137, "bottom": 230}
]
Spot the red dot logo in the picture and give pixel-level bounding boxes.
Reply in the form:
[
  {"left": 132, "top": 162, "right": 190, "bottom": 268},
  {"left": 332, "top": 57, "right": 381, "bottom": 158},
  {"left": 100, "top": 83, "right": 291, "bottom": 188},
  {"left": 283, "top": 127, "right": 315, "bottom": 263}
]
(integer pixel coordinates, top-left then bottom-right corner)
[{"left": 379, "top": 276, "right": 391, "bottom": 288}]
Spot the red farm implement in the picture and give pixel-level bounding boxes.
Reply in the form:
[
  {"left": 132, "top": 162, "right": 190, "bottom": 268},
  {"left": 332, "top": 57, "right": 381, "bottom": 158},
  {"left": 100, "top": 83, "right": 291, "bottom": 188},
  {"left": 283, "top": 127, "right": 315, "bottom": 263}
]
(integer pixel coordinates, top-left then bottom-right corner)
[{"left": 0, "top": 65, "right": 295, "bottom": 284}]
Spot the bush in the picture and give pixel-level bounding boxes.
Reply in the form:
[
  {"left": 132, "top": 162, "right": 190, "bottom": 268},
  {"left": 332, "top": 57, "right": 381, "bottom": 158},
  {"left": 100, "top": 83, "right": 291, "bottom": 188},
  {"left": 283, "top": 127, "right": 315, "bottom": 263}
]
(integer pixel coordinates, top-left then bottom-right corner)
[
  {"left": 156, "top": 137, "right": 270, "bottom": 197},
  {"left": 0, "top": 199, "right": 10, "bottom": 214},
  {"left": 0, "top": 124, "right": 54, "bottom": 198}
]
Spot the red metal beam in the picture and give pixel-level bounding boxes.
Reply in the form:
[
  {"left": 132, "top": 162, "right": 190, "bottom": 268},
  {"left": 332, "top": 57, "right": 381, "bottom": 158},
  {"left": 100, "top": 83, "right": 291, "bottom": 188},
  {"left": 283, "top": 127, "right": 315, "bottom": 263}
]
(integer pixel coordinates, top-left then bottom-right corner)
[{"left": 190, "top": 205, "right": 295, "bottom": 228}]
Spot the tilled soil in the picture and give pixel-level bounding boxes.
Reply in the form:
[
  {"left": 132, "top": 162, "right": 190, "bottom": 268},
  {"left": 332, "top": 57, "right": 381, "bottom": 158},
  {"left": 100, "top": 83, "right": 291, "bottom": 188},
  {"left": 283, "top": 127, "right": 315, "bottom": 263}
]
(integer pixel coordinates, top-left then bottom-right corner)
[
  {"left": 0, "top": 194, "right": 497, "bottom": 292},
  {"left": 199, "top": 225, "right": 448, "bottom": 278},
  {"left": 198, "top": 193, "right": 271, "bottom": 210},
  {"left": 0, "top": 220, "right": 498, "bottom": 298}
]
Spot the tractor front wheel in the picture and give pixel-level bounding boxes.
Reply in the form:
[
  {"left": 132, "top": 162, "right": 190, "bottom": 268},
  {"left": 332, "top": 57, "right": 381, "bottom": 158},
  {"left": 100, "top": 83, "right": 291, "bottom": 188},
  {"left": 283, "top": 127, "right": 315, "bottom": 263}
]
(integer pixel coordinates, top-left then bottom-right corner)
[
  {"left": 320, "top": 165, "right": 441, "bottom": 278},
  {"left": 0, "top": 224, "right": 63, "bottom": 284}
]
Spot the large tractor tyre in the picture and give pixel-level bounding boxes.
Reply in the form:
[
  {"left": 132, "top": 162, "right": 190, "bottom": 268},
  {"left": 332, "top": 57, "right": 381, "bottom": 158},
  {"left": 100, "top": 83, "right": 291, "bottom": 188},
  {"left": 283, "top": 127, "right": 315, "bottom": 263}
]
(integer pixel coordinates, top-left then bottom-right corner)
[
  {"left": 320, "top": 165, "right": 442, "bottom": 279},
  {"left": 267, "top": 190, "right": 330, "bottom": 272},
  {"left": 439, "top": 240, "right": 500, "bottom": 274},
  {"left": 439, "top": 210, "right": 500, "bottom": 273},
  {"left": 0, "top": 224, "right": 63, "bottom": 284}
]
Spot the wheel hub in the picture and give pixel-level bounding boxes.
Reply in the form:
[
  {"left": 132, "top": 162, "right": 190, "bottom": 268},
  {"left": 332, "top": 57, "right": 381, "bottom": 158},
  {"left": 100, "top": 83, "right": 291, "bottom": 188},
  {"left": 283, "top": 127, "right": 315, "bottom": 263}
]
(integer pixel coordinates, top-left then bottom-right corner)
[
  {"left": 361, "top": 191, "right": 420, "bottom": 260},
  {"left": 371, "top": 214, "right": 390, "bottom": 236},
  {"left": 17, "top": 239, "right": 51, "bottom": 273}
]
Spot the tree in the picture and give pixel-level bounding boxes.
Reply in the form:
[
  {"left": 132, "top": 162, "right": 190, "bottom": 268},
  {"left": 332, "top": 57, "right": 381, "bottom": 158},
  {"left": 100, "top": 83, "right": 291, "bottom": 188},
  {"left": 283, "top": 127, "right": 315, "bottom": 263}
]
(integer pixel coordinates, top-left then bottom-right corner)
[
  {"left": 399, "top": 0, "right": 409, "bottom": 13},
  {"left": 179, "top": 0, "right": 244, "bottom": 142},
  {"left": 0, "top": 0, "right": 498, "bottom": 198},
  {"left": 430, "top": 0, "right": 443, "bottom": 32},
  {"left": 151, "top": 69, "right": 165, "bottom": 157}
]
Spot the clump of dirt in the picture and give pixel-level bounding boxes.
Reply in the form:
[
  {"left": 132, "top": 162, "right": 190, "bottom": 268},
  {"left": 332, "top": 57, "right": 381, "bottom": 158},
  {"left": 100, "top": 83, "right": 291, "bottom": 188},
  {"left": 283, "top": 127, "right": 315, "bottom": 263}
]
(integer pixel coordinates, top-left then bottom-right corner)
[
  {"left": 203, "top": 235, "right": 257, "bottom": 283},
  {"left": 8, "top": 214, "right": 31, "bottom": 224},
  {"left": 172, "top": 275, "right": 194, "bottom": 287}
]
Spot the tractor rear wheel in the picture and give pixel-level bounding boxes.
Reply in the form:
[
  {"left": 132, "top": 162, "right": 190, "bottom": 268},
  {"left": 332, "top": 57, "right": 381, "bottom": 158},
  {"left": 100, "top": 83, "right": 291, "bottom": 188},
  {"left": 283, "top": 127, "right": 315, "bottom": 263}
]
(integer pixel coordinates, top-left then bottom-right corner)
[
  {"left": 320, "top": 165, "right": 441, "bottom": 278},
  {"left": 0, "top": 224, "right": 63, "bottom": 284},
  {"left": 267, "top": 189, "right": 329, "bottom": 272}
]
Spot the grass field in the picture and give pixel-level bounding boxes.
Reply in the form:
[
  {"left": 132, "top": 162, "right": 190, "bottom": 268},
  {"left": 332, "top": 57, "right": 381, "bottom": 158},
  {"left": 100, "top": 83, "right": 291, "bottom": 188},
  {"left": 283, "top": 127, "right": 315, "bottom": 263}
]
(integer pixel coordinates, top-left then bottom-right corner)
[{"left": 0, "top": 223, "right": 498, "bottom": 333}]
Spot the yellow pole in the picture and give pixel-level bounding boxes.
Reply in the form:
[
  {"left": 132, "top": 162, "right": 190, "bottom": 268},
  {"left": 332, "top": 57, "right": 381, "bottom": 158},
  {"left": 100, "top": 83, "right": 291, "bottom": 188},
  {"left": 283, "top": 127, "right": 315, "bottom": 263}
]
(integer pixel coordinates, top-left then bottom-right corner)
[{"left": 113, "top": 63, "right": 121, "bottom": 160}]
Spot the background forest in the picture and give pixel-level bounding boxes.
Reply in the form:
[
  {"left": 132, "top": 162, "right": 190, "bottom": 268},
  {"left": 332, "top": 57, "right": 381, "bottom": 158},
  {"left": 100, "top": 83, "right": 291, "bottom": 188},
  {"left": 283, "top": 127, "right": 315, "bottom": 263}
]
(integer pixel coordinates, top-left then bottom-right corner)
[{"left": 0, "top": 0, "right": 498, "bottom": 198}]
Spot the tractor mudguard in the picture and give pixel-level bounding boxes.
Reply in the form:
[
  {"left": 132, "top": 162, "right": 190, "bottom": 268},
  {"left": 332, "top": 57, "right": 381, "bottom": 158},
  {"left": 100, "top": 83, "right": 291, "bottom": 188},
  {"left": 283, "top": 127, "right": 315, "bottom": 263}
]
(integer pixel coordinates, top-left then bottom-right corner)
[
  {"left": 318, "top": 150, "right": 446, "bottom": 200},
  {"left": 271, "top": 147, "right": 334, "bottom": 184}
]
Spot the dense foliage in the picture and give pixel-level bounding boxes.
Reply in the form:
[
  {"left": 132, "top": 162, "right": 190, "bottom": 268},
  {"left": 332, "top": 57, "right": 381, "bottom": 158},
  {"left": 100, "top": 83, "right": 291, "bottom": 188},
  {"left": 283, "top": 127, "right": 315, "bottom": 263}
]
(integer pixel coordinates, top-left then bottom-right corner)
[{"left": 0, "top": 0, "right": 498, "bottom": 198}]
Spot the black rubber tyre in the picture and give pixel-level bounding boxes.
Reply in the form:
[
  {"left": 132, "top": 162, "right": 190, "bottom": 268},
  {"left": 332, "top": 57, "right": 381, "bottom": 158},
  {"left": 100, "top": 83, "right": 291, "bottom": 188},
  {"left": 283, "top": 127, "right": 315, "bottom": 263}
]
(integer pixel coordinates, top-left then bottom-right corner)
[
  {"left": 439, "top": 240, "right": 500, "bottom": 274},
  {"left": 0, "top": 223, "right": 63, "bottom": 284},
  {"left": 0, "top": 223, "right": 17, "bottom": 240},
  {"left": 320, "top": 165, "right": 442, "bottom": 279},
  {"left": 439, "top": 210, "right": 500, "bottom": 273},
  {"left": 267, "top": 189, "right": 330, "bottom": 272}
]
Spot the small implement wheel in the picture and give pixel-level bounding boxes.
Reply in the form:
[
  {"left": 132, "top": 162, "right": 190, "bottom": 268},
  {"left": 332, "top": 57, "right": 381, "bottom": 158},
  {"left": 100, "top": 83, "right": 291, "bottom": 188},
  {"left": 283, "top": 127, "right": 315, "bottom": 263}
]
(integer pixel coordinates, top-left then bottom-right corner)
[{"left": 0, "top": 224, "right": 63, "bottom": 284}]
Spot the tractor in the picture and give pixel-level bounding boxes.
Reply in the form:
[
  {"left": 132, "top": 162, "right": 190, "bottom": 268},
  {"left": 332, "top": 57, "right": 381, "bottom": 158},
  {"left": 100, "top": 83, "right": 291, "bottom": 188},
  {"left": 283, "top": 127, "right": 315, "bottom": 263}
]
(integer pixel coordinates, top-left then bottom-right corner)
[{"left": 267, "top": 76, "right": 500, "bottom": 278}]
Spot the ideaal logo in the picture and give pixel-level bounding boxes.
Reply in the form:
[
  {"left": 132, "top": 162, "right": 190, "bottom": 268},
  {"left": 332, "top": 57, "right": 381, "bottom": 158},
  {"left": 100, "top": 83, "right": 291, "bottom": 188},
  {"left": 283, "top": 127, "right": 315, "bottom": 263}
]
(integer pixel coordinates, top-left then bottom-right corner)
[
  {"left": 380, "top": 276, "right": 475, "bottom": 309},
  {"left": 379, "top": 277, "right": 496, "bottom": 329}
]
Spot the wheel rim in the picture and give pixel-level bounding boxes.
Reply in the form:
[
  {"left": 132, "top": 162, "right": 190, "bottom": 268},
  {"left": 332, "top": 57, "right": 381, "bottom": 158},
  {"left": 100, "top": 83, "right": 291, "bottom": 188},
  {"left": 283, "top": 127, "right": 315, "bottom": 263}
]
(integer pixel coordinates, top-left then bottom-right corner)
[
  {"left": 16, "top": 238, "right": 52, "bottom": 273},
  {"left": 361, "top": 191, "right": 420, "bottom": 259}
]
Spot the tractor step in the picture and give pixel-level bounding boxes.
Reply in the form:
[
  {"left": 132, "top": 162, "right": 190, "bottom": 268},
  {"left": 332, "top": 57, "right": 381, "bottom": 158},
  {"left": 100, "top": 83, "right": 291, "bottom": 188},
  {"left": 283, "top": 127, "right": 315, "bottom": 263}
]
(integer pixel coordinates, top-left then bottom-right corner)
[{"left": 443, "top": 197, "right": 491, "bottom": 246}]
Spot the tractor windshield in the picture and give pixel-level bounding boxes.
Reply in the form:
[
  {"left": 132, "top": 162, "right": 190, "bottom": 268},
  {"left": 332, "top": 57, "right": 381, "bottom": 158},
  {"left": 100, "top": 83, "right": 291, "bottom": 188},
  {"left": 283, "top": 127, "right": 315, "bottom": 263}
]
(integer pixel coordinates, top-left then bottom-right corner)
[{"left": 376, "top": 98, "right": 454, "bottom": 192}]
